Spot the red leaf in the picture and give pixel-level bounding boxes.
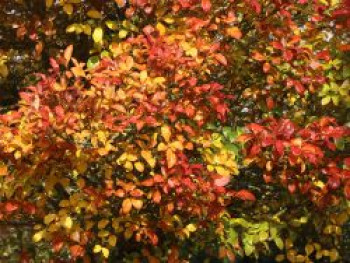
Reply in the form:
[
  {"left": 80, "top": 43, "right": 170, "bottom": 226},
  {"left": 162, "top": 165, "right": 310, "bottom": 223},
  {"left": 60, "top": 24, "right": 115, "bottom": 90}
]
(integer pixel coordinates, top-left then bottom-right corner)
[
  {"left": 201, "top": 0, "right": 212, "bottom": 12},
  {"left": 235, "top": 190, "right": 256, "bottom": 201},
  {"left": 214, "top": 53, "right": 228, "bottom": 66},
  {"left": 70, "top": 245, "right": 85, "bottom": 258},
  {"left": 344, "top": 183, "right": 350, "bottom": 200},
  {"left": 263, "top": 62, "right": 271, "bottom": 73},
  {"left": 248, "top": 123, "right": 264, "bottom": 134},
  {"left": 5, "top": 201, "right": 19, "bottom": 213}
]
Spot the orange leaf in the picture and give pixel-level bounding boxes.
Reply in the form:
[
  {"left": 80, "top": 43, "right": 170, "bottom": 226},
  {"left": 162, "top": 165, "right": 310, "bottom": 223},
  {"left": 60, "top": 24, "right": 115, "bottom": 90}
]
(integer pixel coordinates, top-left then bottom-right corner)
[
  {"left": 153, "top": 190, "right": 161, "bottom": 203},
  {"left": 214, "top": 53, "right": 227, "bottom": 66},
  {"left": 115, "top": 0, "right": 126, "bottom": 7},
  {"left": 122, "top": 198, "right": 132, "bottom": 214},
  {"left": 227, "top": 27, "right": 242, "bottom": 39},
  {"left": 201, "top": 0, "right": 212, "bottom": 12},
  {"left": 0, "top": 165, "right": 7, "bottom": 176},
  {"left": 70, "top": 245, "right": 85, "bottom": 258},
  {"left": 166, "top": 148, "right": 177, "bottom": 168}
]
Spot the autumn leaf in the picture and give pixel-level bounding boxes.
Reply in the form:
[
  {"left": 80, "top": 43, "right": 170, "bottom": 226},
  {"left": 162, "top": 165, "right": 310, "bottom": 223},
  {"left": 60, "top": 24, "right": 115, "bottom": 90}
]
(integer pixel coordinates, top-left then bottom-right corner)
[
  {"left": 64, "top": 45, "right": 73, "bottom": 66},
  {"left": 141, "top": 150, "right": 156, "bottom": 168},
  {"left": 201, "top": 0, "right": 212, "bottom": 12},
  {"left": 93, "top": 27, "right": 104, "bottom": 43},
  {"left": 166, "top": 148, "right": 177, "bottom": 168},
  {"left": 122, "top": 198, "right": 132, "bottom": 214},
  {"left": 0, "top": 164, "right": 8, "bottom": 176},
  {"left": 227, "top": 27, "right": 242, "bottom": 39}
]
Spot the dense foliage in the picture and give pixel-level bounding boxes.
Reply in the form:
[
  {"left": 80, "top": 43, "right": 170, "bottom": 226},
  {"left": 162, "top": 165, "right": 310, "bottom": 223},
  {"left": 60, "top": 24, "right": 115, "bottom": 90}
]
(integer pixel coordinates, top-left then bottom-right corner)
[{"left": 0, "top": 0, "right": 349, "bottom": 262}]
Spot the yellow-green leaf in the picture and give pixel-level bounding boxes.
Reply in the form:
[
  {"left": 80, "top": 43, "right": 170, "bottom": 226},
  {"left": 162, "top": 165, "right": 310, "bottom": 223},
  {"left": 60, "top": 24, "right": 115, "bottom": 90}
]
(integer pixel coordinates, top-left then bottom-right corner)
[
  {"left": 32, "top": 231, "right": 45, "bottom": 242},
  {"left": 118, "top": 29, "right": 128, "bottom": 39},
  {"left": 93, "top": 27, "right": 104, "bottom": 43}
]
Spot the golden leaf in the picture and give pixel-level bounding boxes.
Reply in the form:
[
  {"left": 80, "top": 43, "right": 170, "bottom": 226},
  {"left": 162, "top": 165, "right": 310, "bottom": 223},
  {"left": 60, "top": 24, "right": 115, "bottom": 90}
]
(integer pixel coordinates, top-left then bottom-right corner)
[
  {"left": 141, "top": 150, "right": 156, "bottom": 168},
  {"left": 87, "top": 9, "right": 102, "bottom": 19},
  {"left": 62, "top": 217, "right": 73, "bottom": 229},
  {"left": 64, "top": 45, "right": 73, "bottom": 64},
  {"left": 63, "top": 4, "right": 73, "bottom": 15},
  {"left": 108, "top": 235, "right": 117, "bottom": 246},
  {"left": 161, "top": 125, "right": 171, "bottom": 142},
  {"left": 134, "top": 162, "right": 144, "bottom": 172},
  {"left": 46, "top": 0, "right": 53, "bottom": 8},
  {"left": 227, "top": 27, "right": 242, "bottom": 39},
  {"left": 44, "top": 214, "right": 56, "bottom": 225},
  {"left": 132, "top": 199, "right": 143, "bottom": 210},
  {"left": 122, "top": 198, "right": 132, "bottom": 214},
  {"left": 98, "top": 219, "right": 109, "bottom": 229},
  {"left": 156, "top": 22, "right": 166, "bottom": 35},
  {"left": 166, "top": 148, "right": 177, "bottom": 168},
  {"left": 140, "top": 70, "right": 148, "bottom": 82}
]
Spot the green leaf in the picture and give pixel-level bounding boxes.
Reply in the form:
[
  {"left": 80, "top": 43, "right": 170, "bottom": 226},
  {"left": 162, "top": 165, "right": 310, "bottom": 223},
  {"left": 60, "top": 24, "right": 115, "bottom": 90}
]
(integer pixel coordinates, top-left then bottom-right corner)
[{"left": 87, "top": 56, "right": 100, "bottom": 69}]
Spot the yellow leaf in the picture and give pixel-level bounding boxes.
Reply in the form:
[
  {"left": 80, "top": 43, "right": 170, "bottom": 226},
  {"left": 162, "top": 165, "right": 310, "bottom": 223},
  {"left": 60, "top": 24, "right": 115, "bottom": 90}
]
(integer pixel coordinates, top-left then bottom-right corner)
[
  {"left": 134, "top": 162, "right": 144, "bottom": 172},
  {"left": 108, "top": 235, "right": 117, "bottom": 246},
  {"left": 66, "top": 24, "right": 76, "bottom": 33},
  {"left": 124, "top": 161, "right": 133, "bottom": 171},
  {"left": 166, "top": 148, "right": 177, "bottom": 168},
  {"left": 186, "top": 224, "right": 197, "bottom": 232},
  {"left": 62, "top": 217, "right": 73, "bottom": 229},
  {"left": 156, "top": 22, "right": 166, "bottom": 35},
  {"left": 118, "top": 29, "right": 128, "bottom": 39},
  {"left": 161, "top": 125, "right": 171, "bottom": 142},
  {"left": 126, "top": 153, "right": 138, "bottom": 162},
  {"left": 63, "top": 4, "right": 74, "bottom": 15},
  {"left": 106, "top": 20, "right": 118, "bottom": 30},
  {"left": 141, "top": 150, "right": 156, "bottom": 168},
  {"left": 186, "top": 47, "right": 198, "bottom": 57},
  {"left": 163, "top": 17, "right": 175, "bottom": 24},
  {"left": 216, "top": 166, "right": 230, "bottom": 176},
  {"left": 132, "top": 199, "right": 143, "bottom": 210},
  {"left": 71, "top": 66, "right": 86, "bottom": 78},
  {"left": 170, "top": 141, "right": 183, "bottom": 150},
  {"left": 321, "top": 96, "right": 331, "bottom": 105},
  {"left": 32, "top": 230, "right": 45, "bottom": 242},
  {"left": 157, "top": 142, "right": 168, "bottom": 151},
  {"left": 93, "top": 27, "right": 104, "bottom": 43},
  {"left": 44, "top": 214, "right": 56, "bottom": 225},
  {"left": 140, "top": 70, "right": 148, "bottom": 82},
  {"left": 97, "top": 131, "right": 107, "bottom": 144},
  {"left": 87, "top": 9, "right": 102, "bottom": 19},
  {"left": 93, "top": 244, "right": 102, "bottom": 253}
]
